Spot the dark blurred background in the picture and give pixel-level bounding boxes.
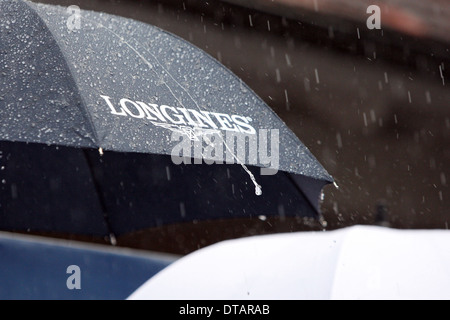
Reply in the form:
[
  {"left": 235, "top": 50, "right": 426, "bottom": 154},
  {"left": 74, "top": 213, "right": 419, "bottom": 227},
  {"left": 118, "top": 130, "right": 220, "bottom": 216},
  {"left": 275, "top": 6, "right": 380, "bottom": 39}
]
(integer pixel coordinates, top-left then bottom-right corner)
[{"left": 30, "top": 0, "right": 449, "bottom": 253}]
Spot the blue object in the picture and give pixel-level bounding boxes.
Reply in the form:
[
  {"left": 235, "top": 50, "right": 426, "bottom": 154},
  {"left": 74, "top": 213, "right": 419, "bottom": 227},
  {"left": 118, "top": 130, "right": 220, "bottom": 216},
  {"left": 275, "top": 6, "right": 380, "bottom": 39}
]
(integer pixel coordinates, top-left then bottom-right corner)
[{"left": 0, "top": 233, "right": 176, "bottom": 300}]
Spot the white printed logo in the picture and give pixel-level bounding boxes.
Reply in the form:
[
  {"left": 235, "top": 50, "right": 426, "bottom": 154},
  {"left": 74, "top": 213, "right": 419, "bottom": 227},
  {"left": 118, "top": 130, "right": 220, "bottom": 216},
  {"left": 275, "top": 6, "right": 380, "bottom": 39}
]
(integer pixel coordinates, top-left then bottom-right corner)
[
  {"left": 100, "top": 95, "right": 257, "bottom": 140},
  {"left": 152, "top": 122, "right": 221, "bottom": 141}
]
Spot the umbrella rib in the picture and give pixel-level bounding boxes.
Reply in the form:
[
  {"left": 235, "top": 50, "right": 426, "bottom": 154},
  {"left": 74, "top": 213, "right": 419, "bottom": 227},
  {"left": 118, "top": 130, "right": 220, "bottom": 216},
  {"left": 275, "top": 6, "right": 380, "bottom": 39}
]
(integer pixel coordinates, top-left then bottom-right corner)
[
  {"left": 82, "top": 149, "right": 117, "bottom": 244},
  {"left": 21, "top": 0, "right": 101, "bottom": 147},
  {"left": 282, "top": 171, "right": 323, "bottom": 221},
  {"left": 81, "top": 16, "right": 190, "bottom": 110}
]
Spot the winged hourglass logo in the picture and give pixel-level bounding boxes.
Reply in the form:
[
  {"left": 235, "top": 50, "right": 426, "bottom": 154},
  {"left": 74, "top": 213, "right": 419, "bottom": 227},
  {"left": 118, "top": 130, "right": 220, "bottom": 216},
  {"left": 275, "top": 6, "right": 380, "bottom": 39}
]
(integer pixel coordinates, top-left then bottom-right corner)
[{"left": 150, "top": 122, "right": 222, "bottom": 141}]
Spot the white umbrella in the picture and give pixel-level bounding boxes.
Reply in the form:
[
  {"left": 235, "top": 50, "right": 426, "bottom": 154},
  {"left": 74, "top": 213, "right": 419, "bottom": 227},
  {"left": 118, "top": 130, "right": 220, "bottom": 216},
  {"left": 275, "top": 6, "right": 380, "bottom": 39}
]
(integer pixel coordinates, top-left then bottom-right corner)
[{"left": 128, "top": 225, "right": 450, "bottom": 300}]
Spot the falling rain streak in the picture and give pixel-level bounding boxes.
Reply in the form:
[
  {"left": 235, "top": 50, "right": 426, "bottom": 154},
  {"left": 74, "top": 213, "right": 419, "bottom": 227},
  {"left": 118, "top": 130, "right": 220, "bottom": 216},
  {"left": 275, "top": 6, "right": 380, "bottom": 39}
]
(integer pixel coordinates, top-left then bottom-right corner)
[
  {"left": 179, "top": 202, "right": 186, "bottom": 218},
  {"left": 336, "top": 133, "right": 342, "bottom": 149},
  {"left": 313, "top": 0, "right": 319, "bottom": 12},
  {"left": 371, "top": 110, "right": 378, "bottom": 124},
  {"left": 314, "top": 69, "right": 320, "bottom": 84},
  {"left": 166, "top": 166, "right": 171, "bottom": 181},
  {"left": 426, "top": 91, "right": 432, "bottom": 104},
  {"left": 284, "top": 89, "right": 290, "bottom": 110},
  {"left": 285, "top": 54, "right": 292, "bottom": 67},
  {"left": 276, "top": 68, "right": 281, "bottom": 83},
  {"left": 304, "top": 78, "right": 311, "bottom": 92}
]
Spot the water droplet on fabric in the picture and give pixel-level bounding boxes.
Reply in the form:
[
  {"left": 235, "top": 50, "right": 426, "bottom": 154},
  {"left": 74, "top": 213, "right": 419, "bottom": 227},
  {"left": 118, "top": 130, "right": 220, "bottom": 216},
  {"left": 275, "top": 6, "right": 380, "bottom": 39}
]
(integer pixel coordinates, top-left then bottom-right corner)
[{"left": 255, "top": 184, "right": 262, "bottom": 196}]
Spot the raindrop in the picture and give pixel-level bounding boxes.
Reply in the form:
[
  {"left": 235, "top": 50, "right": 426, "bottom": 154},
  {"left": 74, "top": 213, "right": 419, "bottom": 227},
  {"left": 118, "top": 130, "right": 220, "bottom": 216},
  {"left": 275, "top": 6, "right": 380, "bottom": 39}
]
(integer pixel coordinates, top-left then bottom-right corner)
[
  {"left": 98, "top": 147, "right": 104, "bottom": 155},
  {"left": 267, "top": 20, "right": 271, "bottom": 31},
  {"left": 328, "top": 26, "right": 335, "bottom": 39},
  {"left": 370, "top": 110, "right": 376, "bottom": 123},
  {"left": 440, "top": 172, "right": 447, "bottom": 186},
  {"left": 336, "top": 132, "right": 343, "bottom": 149},
  {"left": 1, "top": 179, "right": 5, "bottom": 184},
  {"left": 356, "top": 27, "right": 360, "bottom": 39},
  {"left": 439, "top": 64, "right": 445, "bottom": 85},
  {"left": 425, "top": 91, "right": 432, "bottom": 104},
  {"left": 255, "top": 184, "right": 262, "bottom": 196},
  {"left": 319, "top": 217, "right": 328, "bottom": 228},
  {"left": 109, "top": 234, "right": 117, "bottom": 246},
  {"left": 166, "top": 166, "right": 171, "bottom": 181},
  {"left": 333, "top": 202, "right": 339, "bottom": 214},
  {"left": 284, "top": 89, "right": 290, "bottom": 111},
  {"left": 313, "top": 0, "right": 319, "bottom": 12},
  {"left": 179, "top": 202, "right": 186, "bottom": 217},
  {"left": 314, "top": 69, "right": 320, "bottom": 84},
  {"left": 248, "top": 15, "right": 253, "bottom": 27},
  {"left": 384, "top": 72, "right": 389, "bottom": 84},
  {"left": 407, "top": 91, "right": 412, "bottom": 103},
  {"left": 304, "top": 78, "right": 311, "bottom": 92},
  {"left": 277, "top": 204, "right": 286, "bottom": 221},
  {"left": 258, "top": 215, "right": 267, "bottom": 221},
  {"left": 239, "top": 80, "right": 247, "bottom": 93},
  {"left": 429, "top": 157, "right": 436, "bottom": 169},
  {"left": 285, "top": 54, "right": 292, "bottom": 67},
  {"left": 275, "top": 68, "right": 281, "bottom": 83},
  {"left": 378, "top": 118, "right": 383, "bottom": 127}
]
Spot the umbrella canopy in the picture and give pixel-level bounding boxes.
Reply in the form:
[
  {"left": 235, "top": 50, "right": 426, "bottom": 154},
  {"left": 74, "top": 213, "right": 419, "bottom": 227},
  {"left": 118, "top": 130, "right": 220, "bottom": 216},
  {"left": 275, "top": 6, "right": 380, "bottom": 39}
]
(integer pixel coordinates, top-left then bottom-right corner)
[
  {"left": 0, "top": 0, "right": 332, "bottom": 240},
  {"left": 128, "top": 225, "right": 450, "bottom": 300}
]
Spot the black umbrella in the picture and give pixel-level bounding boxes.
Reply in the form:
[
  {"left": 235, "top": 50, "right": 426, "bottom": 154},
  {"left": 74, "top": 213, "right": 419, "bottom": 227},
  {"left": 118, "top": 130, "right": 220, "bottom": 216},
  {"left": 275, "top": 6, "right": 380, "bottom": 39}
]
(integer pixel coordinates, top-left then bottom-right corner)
[{"left": 0, "top": 0, "right": 333, "bottom": 242}]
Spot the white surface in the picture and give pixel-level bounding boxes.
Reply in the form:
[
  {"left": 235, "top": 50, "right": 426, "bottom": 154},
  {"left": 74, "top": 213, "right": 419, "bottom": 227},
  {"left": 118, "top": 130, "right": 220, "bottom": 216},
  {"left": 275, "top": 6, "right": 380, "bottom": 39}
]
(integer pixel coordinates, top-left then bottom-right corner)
[{"left": 128, "top": 226, "right": 450, "bottom": 300}]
